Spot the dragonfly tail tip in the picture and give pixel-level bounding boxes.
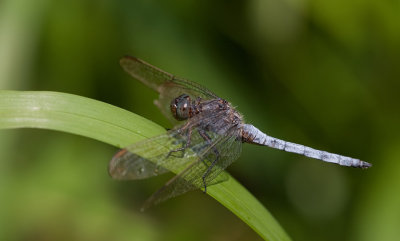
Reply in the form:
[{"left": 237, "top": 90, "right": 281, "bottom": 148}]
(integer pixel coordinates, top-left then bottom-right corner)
[{"left": 359, "top": 161, "right": 372, "bottom": 169}]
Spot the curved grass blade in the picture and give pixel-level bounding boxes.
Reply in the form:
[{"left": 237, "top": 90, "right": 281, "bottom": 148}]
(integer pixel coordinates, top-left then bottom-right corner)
[{"left": 0, "top": 90, "right": 291, "bottom": 241}]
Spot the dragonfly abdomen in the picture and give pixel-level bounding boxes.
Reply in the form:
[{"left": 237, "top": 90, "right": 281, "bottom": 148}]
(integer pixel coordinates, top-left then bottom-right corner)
[{"left": 241, "top": 124, "right": 371, "bottom": 168}]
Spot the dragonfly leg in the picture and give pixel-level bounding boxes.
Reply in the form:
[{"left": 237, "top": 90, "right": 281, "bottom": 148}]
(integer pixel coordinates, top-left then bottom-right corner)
[
  {"left": 166, "top": 127, "right": 192, "bottom": 159},
  {"left": 201, "top": 153, "right": 220, "bottom": 193},
  {"left": 197, "top": 130, "right": 212, "bottom": 168},
  {"left": 198, "top": 130, "right": 220, "bottom": 193}
]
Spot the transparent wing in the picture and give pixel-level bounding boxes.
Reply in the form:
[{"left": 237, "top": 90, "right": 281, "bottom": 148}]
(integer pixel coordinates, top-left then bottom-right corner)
[
  {"left": 141, "top": 127, "right": 242, "bottom": 210},
  {"left": 109, "top": 109, "right": 227, "bottom": 180},
  {"left": 109, "top": 149, "right": 170, "bottom": 180},
  {"left": 120, "top": 56, "right": 219, "bottom": 123},
  {"left": 109, "top": 104, "right": 242, "bottom": 209},
  {"left": 120, "top": 56, "right": 217, "bottom": 98},
  {"left": 109, "top": 130, "right": 195, "bottom": 180}
]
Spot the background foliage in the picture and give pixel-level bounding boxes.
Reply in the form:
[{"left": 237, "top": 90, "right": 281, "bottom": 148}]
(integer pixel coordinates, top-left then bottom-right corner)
[{"left": 1, "top": 0, "right": 399, "bottom": 240}]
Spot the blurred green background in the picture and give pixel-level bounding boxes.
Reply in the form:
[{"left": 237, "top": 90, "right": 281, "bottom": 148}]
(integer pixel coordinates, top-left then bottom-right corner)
[{"left": 1, "top": 0, "right": 399, "bottom": 240}]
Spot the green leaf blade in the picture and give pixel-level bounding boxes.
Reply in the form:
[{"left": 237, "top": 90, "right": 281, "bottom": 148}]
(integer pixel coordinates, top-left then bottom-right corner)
[
  {"left": 0, "top": 90, "right": 291, "bottom": 241},
  {"left": 0, "top": 90, "right": 165, "bottom": 147}
]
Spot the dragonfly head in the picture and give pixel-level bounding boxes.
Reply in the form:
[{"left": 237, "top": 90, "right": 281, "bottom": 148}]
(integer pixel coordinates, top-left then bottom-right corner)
[{"left": 171, "top": 94, "right": 191, "bottom": 121}]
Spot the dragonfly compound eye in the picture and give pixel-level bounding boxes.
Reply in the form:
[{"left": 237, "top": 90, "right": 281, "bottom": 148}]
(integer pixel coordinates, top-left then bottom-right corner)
[{"left": 171, "top": 94, "right": 191, "bottom": 120}]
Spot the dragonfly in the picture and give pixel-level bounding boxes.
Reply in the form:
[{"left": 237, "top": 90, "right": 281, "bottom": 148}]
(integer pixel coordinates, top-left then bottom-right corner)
[{"left": 109, "top": 56, "right": 371, "bottom": 210}]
